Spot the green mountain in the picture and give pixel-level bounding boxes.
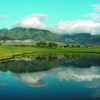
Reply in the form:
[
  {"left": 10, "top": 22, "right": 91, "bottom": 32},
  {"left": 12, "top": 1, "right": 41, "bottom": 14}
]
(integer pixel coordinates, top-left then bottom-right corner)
[
  {"left": 0, "top": 28, "right": 100, "bottom": 45},
  {"left": 0, "top": 28, "right": 65, "bottom": 42},
  {"left": 62, "top": 33, "right": 100, "bottom": 45}
]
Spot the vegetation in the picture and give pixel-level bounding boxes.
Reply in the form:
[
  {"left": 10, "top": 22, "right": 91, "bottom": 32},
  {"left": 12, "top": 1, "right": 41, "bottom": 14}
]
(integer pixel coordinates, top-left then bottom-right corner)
[
  {"left": 36, "top": 41, "right": 58, "bottom": 48},
  {"left": 0, "top": 45, "right": 100, "bottom": 60},
  {"left": 2, "top": 38, "right": 6, "bottom": 42},
  {"left": 0, "top": 28, "right": 66, "bottom": 42},
  {"left": 1, "top": 37, "right": 7, "bottom": 44},
  {"left": 48, "top": 42, "right": 58, "bottom": 48},
  {"left": 62, "top": 33, "right": 100, "bottom": 45},
  {"left": 1, "top": 28, "right": 100, "bottom": 45},
  {"left": 36, "top": 41, "right": 48, "bottom": 47}
]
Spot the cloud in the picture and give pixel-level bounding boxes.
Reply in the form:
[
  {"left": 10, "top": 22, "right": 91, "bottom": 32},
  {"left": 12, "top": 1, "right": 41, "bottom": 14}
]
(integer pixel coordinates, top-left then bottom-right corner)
[
  {"left": 50, "top": 20, "right": 100, "bottom": 34},
  {"left": 87, "top": 13, "right": 100, "bottom": 22},
  {"left": 13, "top": 14, "right": 48, "bottom": 29},
  {"left": 91, "top": 4, "right": 100, "bottom": 12},
  {"left": 13, "top": 13, "right": 100, "bottom": 34},
  {"left": 50, "top": 4, "right": 100, "bottom": 34},
  {"left": 0, "top": 15, "right": 8, "bottom": 19}
]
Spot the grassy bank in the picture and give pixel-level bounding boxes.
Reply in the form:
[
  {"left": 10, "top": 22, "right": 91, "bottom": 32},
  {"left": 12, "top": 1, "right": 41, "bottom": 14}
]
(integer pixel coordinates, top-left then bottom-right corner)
[{"left": 0, "top": 45, "right": 100, "bottom": 60}]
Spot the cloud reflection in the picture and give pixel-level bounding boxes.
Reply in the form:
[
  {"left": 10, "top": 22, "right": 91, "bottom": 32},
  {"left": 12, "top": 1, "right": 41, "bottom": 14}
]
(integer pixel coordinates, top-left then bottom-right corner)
[{"left": 14, "top": 66, "right": 100, "bottom": 87}]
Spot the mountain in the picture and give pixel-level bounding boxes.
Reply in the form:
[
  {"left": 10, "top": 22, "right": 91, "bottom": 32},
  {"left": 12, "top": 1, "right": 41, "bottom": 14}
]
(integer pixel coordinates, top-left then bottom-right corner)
[
  {"left": 62, "top": 33, "right": 100, "bottom": 45},
  {"left": 0, "top": 28, "right": 100, "bottom": 45},
  {"left": 0, "top": 28, "right": 66, "bottom": 42}
]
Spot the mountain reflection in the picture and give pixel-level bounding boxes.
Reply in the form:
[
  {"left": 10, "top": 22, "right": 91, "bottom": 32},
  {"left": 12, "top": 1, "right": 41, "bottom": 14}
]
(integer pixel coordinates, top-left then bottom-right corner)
[
  {"left": 0, "top": 55, "right": 100, "bottom": 73},
  {"left": 0, "top": 54, "right": 100, "bottom": 87}
]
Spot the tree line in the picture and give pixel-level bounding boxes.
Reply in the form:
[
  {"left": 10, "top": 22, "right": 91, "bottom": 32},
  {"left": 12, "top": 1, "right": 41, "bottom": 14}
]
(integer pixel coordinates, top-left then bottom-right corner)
[
  {"left": 35, "top": 41, "right": 81, "bottom": 48},
  {"left": 36, "top": 41, "right": 58, "bottom": 48}
]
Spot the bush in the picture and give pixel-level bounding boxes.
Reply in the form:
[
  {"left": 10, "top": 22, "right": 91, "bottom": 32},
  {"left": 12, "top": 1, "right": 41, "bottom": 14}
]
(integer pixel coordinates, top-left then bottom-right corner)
[
  {"left": 1, "top": 38, "right": 6, "bottom": 43},
  {"left": 48, "top": 42, "right": 58, "bottom": 48},
  {"left": 36, "top": 41, "right": 58, "bottom": 48},
  {"left": 36, "top": 41, "right": 47, "bottom": 47}
]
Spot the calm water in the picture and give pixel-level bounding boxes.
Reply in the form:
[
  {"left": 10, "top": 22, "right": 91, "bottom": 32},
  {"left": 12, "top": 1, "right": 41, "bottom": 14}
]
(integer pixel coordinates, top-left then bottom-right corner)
[{"left": 0, "top": 54, "right": 100, "bottom": 100}]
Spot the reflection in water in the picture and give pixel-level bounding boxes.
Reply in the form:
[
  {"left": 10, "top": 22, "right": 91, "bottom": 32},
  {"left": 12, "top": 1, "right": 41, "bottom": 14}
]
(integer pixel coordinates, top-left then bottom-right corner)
[
  {"left": 0, "top": 54, "right": 100, "bottom": 100},
  {"left": 14, "top": 72, "right": 48, "bottom": 87},
  {"left": 14, "top": 66, "right": 100, "bottom": 86},
  {"left": 0, "top": 81, "right": 7, "bottom": 86},
  {"left": 0, "top": 55, "right": 100, "bottom": 73},
  {"left": 91, "top": 90, "right": 100, "bottom": 98}
]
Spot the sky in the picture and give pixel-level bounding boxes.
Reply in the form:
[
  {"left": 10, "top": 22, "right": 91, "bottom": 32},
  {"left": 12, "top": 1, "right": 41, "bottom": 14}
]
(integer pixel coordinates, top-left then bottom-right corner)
[{"left": 0, "top": 0, "right": 100, "bottom": 34}]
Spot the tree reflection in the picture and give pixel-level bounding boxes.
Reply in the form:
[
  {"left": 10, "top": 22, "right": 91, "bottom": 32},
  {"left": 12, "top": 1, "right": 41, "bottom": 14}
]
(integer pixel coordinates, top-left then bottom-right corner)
[{"left": 0, "top": 54, "right": 100, "bottom": 73}]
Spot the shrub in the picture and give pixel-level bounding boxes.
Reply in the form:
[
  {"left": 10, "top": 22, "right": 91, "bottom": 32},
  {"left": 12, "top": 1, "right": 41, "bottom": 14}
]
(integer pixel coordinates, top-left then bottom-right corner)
[
  {"left": 48, "top": 42, "right": 58, "bottom": 48},
  {"left": 36, "top": 41, "right": 47, "bottom": 47}
]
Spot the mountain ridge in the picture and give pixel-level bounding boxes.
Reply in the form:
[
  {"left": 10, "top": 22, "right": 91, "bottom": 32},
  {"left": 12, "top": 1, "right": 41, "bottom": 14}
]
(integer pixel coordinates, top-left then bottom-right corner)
[
  {"left": 61, "top": 33, "right": 100, "bottom": 45},
  {"left": 0, "top": 27, "right": 66, "bottom": 42},
  {"left": 0, "top": 27, "right": 100, "bottom": 45}
]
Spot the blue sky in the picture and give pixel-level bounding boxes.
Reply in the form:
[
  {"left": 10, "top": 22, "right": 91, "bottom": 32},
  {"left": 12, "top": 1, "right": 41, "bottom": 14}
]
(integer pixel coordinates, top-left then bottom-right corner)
[{"left": 0, "top": 0, "right": 100, "bottom": 34}]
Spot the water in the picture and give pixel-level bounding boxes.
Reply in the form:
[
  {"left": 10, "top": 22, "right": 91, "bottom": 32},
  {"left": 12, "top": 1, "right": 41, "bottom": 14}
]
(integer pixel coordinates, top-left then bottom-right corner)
[{"left": 0, "top": 54, "right": 100, "bottom": 100}]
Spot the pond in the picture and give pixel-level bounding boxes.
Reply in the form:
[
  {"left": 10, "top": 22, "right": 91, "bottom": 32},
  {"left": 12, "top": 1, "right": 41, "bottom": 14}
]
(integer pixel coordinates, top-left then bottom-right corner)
[{"left": 0, "top": 54, "right": 100, "bottom": 100}]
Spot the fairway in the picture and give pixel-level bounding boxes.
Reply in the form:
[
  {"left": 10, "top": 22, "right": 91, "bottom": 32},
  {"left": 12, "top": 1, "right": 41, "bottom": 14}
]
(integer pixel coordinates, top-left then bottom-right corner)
[{"left": 0, "top": 45, "right": 100, "bottom": 60}]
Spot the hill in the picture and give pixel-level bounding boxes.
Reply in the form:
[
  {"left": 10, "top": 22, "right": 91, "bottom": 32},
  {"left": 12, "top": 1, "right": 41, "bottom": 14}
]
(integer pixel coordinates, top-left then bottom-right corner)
[
  {"left": 1, "top": 28, "right": 100, "bottom": 45},
  {"left": 0, "top": 28, "right": 66, "bottom": 42},
  {"left": 62, "top": 33, "right": 100, "bottom": 45}
]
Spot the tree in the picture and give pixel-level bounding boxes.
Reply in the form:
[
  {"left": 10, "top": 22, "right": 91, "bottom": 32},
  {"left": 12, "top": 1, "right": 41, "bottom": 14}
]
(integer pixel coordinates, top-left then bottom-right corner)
[
  {"left": 1, "top": 38, "right": 6, "bottom": 43},
  {"left": 36, "top": 41, "right": 47, "bottom": 47},
  {"left": 48, "top": 42, "right": 58, "bottom": 48},
  {"left": 64, "top": 42, "right": 70, "bottom": 48}
]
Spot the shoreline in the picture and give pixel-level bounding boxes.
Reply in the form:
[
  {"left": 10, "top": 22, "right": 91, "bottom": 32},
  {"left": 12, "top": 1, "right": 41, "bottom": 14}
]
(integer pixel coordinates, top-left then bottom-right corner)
[
  {"left": 0, "top": 51, "right": 100, "bottom": 62},
  {"left": 0, "top": 45, "right": 100, "bottom": 62}
]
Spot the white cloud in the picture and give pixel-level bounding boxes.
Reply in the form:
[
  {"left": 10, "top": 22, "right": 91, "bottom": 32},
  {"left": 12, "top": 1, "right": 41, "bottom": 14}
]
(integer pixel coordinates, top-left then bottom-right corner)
[
  {"left": 87, "top": 13, "right": 100, "bottom": 22},
  {"left": 91, "top": 4, "right": 100, "bottom": 12},
  {"left": 13, "top": 14, "right": 48, "bottom": 29},
  {"left": 13, "top": 13, "right": 100, "bottom": 34},
  {"left": 51, "top": 4, "right": 100, "bottom": 34},
  {"left": 50, "top": 20, "right": 100, "bottom": 34},
  {"left": 0, "top": 15, "right": 8, "bottom": 19}
]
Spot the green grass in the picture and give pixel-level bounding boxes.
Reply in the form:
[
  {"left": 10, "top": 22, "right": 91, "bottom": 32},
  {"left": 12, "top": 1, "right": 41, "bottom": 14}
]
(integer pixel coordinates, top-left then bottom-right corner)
[{"left": 0, "top": 45, "right": 100, "bottom": 60}]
